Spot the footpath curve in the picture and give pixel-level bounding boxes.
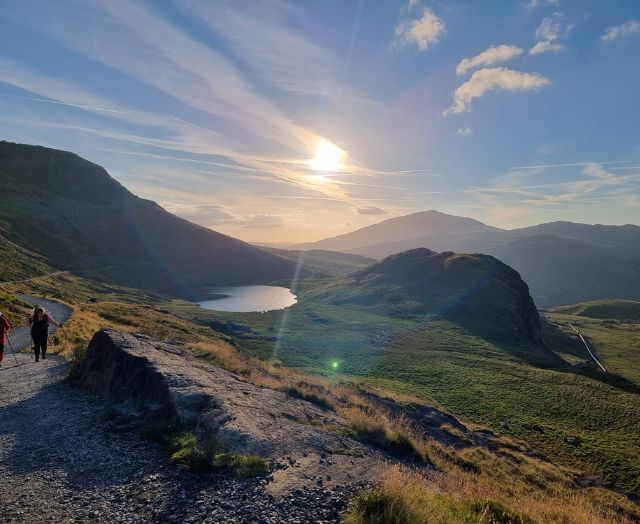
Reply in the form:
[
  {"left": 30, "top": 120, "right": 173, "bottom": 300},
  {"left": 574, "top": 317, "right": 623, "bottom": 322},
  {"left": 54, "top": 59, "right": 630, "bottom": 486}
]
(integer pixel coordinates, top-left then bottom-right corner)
[{"left": 6, "top": 296, "right": 73, "bottom": 353}]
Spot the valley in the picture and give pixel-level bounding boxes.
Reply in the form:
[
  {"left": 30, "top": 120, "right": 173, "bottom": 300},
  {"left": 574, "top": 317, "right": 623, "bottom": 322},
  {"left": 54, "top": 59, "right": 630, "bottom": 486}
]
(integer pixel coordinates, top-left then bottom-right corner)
[{"left": 1, "top": 143, "right": 639, "bottom": 522}]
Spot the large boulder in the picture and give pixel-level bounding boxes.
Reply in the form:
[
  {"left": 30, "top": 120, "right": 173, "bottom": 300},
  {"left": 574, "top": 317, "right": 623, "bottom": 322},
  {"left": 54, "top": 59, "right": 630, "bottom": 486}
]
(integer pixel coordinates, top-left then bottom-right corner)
[{"left": 79, "top": 329, "right": 385, "bottom": 493}]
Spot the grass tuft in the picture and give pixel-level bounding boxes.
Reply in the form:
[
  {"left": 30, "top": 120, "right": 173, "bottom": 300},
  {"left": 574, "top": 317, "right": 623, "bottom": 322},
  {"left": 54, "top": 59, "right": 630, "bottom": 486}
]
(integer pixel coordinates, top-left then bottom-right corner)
[
  {"left": 343, "top": 407, "right": 426, "bottom": 462},
  {"left": 212, "top": 453, "right": 270, "bottom": 478}
]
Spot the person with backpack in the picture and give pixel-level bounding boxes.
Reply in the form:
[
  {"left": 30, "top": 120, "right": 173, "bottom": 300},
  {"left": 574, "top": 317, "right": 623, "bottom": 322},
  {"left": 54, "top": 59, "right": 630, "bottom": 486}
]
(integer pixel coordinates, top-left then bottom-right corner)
[
  {"left": 0, "top": 312, "right": 12, "bottom": 367},
  {"left": 28, "top": 306, "right": 62, "bottom": 362}
]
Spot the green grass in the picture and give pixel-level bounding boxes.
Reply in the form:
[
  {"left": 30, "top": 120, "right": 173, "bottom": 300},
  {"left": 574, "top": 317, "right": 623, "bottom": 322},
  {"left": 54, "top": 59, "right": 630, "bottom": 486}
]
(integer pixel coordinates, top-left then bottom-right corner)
[
  {"left": 550, "top": 299, "right": 640, "bottom": 322},
  {"left": 547, "top": 311, "right": 640, "bottom": 385},
  {"left": 0, "top": 291, "right": 31, "bottom": 326},
  {"left": 363, "top": 323, "right": 640, "bottom": 493},
  {"left": 211, "top": 453, "right": 269, "bottom": 478},
  {"left": 143, "top": 424, "right": 269, "bottom": 477},
  {"left": 178, "top": 289, "right": 640, "bottom": 495}
]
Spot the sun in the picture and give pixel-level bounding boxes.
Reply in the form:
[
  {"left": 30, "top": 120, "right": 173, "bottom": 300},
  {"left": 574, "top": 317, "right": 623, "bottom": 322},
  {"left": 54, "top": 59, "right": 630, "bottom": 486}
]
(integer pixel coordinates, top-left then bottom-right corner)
[{"left": 309, "top": 140, "right": 345, "bottom": 172}]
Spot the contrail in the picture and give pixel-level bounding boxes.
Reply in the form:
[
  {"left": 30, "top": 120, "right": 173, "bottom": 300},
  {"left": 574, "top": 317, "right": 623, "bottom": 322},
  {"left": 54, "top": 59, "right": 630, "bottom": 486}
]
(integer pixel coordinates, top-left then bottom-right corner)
[{"left": 0, "top": 92, "right": 132, "bottom": 115}]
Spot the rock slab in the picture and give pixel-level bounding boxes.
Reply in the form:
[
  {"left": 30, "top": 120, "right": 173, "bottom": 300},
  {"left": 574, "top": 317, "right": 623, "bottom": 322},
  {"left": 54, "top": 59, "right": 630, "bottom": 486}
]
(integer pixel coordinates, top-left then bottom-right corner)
[{"left": 80, "top": 329, "right": 385, "bottom": 494}]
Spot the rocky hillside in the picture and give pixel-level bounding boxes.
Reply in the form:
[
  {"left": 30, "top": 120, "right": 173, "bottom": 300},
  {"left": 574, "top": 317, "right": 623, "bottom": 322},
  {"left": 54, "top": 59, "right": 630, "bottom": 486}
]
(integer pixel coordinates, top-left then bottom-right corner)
[
  {"left": 0, "top": 141, "right": 298, "bottom": 297},
  {"left": 313, "top": 248, "right": 542, "bottom": 344}
]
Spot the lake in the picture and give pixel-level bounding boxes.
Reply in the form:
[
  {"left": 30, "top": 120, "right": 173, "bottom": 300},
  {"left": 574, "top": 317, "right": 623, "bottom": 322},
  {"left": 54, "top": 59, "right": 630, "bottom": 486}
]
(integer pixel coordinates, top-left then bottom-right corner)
[{"left": 197, "top": 285, "right": 297, "bottom": 312}]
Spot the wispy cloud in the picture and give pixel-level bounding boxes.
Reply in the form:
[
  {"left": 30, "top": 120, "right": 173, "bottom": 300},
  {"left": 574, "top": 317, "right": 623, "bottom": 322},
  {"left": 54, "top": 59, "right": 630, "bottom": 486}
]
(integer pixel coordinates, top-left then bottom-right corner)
[
  {"left": 602, "top": 20, "right": 640, "bottom": 42},
  {"left": 444, "top": 67, "right": 550, "bottom": 115},
  {"left": 530, "top": 11, "right": 572, "bottom": 55},
  {"left": 354, "top": 205, "right": 387, "bottom": 215},
  {"left": 457, "top": 127, "right": 473, "bottom": 137},
  {"left": 525, "top": 0, "right": 559, "bottom": 8},
  {"left": 468, "top": 162, "right": 640, "bottom": 212},
  {"left": 529, "top": 40, "right": 565, "bottom": 55},
  {"left": 394, "top": 6, "right": 445, "bottom": 51},
  {"left": 173, "top": 1, "right": 339, "bottom": 97},
  {"left": 456, "top": 45, "right": 523, "bottom": 76}
]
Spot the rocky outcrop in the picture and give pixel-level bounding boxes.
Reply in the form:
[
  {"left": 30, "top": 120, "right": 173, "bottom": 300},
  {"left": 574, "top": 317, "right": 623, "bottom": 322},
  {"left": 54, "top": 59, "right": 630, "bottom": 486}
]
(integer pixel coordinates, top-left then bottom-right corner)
[
  {"left": 315, "top": 248, "right": 543, "bottom": 344},
  {"left": 80, "top": 329, "right": 386, "bottom": 494}
]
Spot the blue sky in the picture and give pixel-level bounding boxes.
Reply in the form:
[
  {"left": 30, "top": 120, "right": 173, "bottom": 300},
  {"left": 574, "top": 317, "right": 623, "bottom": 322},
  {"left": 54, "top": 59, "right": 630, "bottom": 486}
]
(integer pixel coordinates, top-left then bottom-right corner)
[{"left": 1, "top": 0, "right": 639, "bottom": 242}]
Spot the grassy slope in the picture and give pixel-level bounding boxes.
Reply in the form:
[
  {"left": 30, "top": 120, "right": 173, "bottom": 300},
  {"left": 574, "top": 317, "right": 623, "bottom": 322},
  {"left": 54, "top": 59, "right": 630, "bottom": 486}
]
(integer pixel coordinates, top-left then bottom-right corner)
[
  {"left": 4, "top": 273, "right": 639, "bottom": 521},
  {"left": 547, "top": 309, "right": 640, "bottom": 387},
  {"left": 550, "top": 299, "right": 640, "bottom": 322},
  {"left": 263, "top": 248, "right": 375, "bottom": 277},
  {"left": 0, "top": 234, "right": 53, "bottom": 282},
  {"left": 0, "top": 291, "right": 32, "bottom": 326},
  {"left": 182, "top": 291, "right": 640, "bottom": 495},
  {"left": 0, "top": 141, "right": 298, "bottom": 297}
]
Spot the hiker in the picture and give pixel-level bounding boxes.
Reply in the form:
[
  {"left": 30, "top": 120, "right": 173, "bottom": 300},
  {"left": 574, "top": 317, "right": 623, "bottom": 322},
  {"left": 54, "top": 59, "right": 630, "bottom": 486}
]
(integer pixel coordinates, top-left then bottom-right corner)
[
  {"left": 0, "top": 312, "right": 12, "bottom": 367},
  {"left": 28, "top": 306, "right": 62, "bottom": 362}
]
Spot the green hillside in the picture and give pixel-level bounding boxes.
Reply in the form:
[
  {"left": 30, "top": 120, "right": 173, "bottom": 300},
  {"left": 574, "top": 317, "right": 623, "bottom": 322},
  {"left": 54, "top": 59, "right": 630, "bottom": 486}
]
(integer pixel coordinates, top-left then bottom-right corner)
[
  {"left": 176, "top": 251, "right": 640, "bottom": 494},
  {"left": 263, "top": 248, "right": 375, "bottom": 277},
  {"left": 0, "top": 233, "right": 52, "bottom": 282},
  {"left": 311, "top": 248, "right": 543, "bottom": 346},
  {"left": 550, "top": 299, "right": 640, "bottom": 322},
  {"left": 0, "top": 142, "right": 298, "bottom": 297}
]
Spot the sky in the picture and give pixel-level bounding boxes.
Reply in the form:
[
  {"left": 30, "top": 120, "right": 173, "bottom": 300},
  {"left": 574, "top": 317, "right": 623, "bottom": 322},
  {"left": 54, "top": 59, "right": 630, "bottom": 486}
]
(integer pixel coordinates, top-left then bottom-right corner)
[{"left": 1, "top": 0, "right": 639, "bottom": 243}]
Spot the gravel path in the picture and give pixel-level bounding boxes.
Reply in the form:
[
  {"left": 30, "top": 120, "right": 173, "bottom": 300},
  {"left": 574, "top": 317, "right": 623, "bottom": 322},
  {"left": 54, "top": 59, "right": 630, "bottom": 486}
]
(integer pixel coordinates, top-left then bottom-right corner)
[
  {"left": 5, "top": 296, "right": 73, "bottom": 354},
  {"left": 0, "top": 298, "right": 360, "bottom": 523}
]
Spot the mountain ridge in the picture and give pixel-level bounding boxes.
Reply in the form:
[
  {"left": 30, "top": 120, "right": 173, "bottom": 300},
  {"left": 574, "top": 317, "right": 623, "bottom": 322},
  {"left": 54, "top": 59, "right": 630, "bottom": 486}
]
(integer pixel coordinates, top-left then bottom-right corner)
[
  {"left": 295, "top": 210, "right": 640, "bottom": 307},
  {"left": 0, "top": 141, "right": 299, "bottom": 297}
]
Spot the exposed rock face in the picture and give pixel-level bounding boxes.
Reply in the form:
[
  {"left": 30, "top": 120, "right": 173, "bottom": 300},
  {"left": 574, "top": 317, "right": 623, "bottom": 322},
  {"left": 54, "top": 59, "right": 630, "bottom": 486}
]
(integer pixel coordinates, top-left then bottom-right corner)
[{"left": 80, "top": 329, "right": 386, "bottom": 494}]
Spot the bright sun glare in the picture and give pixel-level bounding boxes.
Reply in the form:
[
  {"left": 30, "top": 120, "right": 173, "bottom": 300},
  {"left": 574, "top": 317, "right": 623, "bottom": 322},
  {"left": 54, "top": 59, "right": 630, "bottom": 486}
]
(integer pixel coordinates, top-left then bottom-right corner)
[{"left": 309, "top": 140, "right": 344, "bottom": 172}]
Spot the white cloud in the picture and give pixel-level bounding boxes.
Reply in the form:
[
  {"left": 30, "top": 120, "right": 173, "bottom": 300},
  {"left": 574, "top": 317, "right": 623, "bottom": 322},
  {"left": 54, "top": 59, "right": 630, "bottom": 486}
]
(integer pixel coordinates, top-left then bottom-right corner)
[
  {"left": 457, "top": 127, "right": 473, "bottom": 137},
  {"left": 456, "top": 45, "right": 523, "bottom": 76},
  {"left": 444, "top": 67, "right": 551, "bottom": 115},
  {"left": 602, "top": 20, "right": 640, "bottom": 42},
  {"left": 394, "top": 8, "right": 445, "bottom": 51},
  {"left": 530, "top": 11, "right": 572, "bottom": 54},
  {"left": 535, "top": 12, "right": 572, "bottom": 41},
  {"left": 529, "top": 40, "right": 565, "bottom": 55}
]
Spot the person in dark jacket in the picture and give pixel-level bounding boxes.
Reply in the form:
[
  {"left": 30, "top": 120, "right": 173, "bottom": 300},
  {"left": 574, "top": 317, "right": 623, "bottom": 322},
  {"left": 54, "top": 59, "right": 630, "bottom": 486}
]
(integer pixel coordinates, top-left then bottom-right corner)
[
  {"left": 28, "top": 307, "right": 61, "bottom": 362},
  {"left": 0, "top": 312, "right": 12, "bottom": 367}
]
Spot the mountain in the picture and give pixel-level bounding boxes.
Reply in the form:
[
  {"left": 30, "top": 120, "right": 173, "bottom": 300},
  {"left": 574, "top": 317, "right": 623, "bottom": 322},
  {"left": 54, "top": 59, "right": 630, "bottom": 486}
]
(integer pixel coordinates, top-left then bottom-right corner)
[
  {"left": 0, "top": 141, "right": 298, "bottom": 297},
  {"left": 311, "top": 248, "right": 542, "bottom": 344},
  {"left": 296, "top": 210, "right": 502, "bottom": 256},
  {"left": 261, "top": 248, "right": 375, "bottom": 277},
  {"left": 297, "top": 211, "right": 640, "bottom": 307}
]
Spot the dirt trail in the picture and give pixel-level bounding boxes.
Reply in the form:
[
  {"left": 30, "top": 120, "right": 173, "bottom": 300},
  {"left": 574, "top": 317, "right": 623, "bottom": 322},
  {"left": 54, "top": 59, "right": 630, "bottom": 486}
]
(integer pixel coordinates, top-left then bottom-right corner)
[{"left": 0, "top": 298, "right": 359, "bottom": 523}]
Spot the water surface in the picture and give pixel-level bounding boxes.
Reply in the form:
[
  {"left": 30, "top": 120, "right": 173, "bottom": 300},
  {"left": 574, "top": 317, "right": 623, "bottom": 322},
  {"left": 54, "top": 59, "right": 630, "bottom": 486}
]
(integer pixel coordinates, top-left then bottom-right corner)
[{"left": 197, "top": 285, "right": 297, "bottom": 312}]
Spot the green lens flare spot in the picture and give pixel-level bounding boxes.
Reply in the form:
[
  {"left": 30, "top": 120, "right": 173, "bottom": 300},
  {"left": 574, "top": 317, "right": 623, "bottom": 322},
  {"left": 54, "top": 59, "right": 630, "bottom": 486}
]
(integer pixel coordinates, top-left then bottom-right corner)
[{"left": 331, "top": 360, "right": 339, "bottom": 370}]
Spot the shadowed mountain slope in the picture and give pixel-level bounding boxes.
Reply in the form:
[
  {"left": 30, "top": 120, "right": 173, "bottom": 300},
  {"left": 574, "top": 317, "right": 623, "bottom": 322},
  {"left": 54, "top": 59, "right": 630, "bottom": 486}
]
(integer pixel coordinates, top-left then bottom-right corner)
[
  {"left": 312, "top": 248, "right": 542, "bottom": 344},
  {"left": 297, "top": 211, "right": 640, "bottom": 307},
  {"left": 0, "top": 142, "right": 298, "bottom": 297}
]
